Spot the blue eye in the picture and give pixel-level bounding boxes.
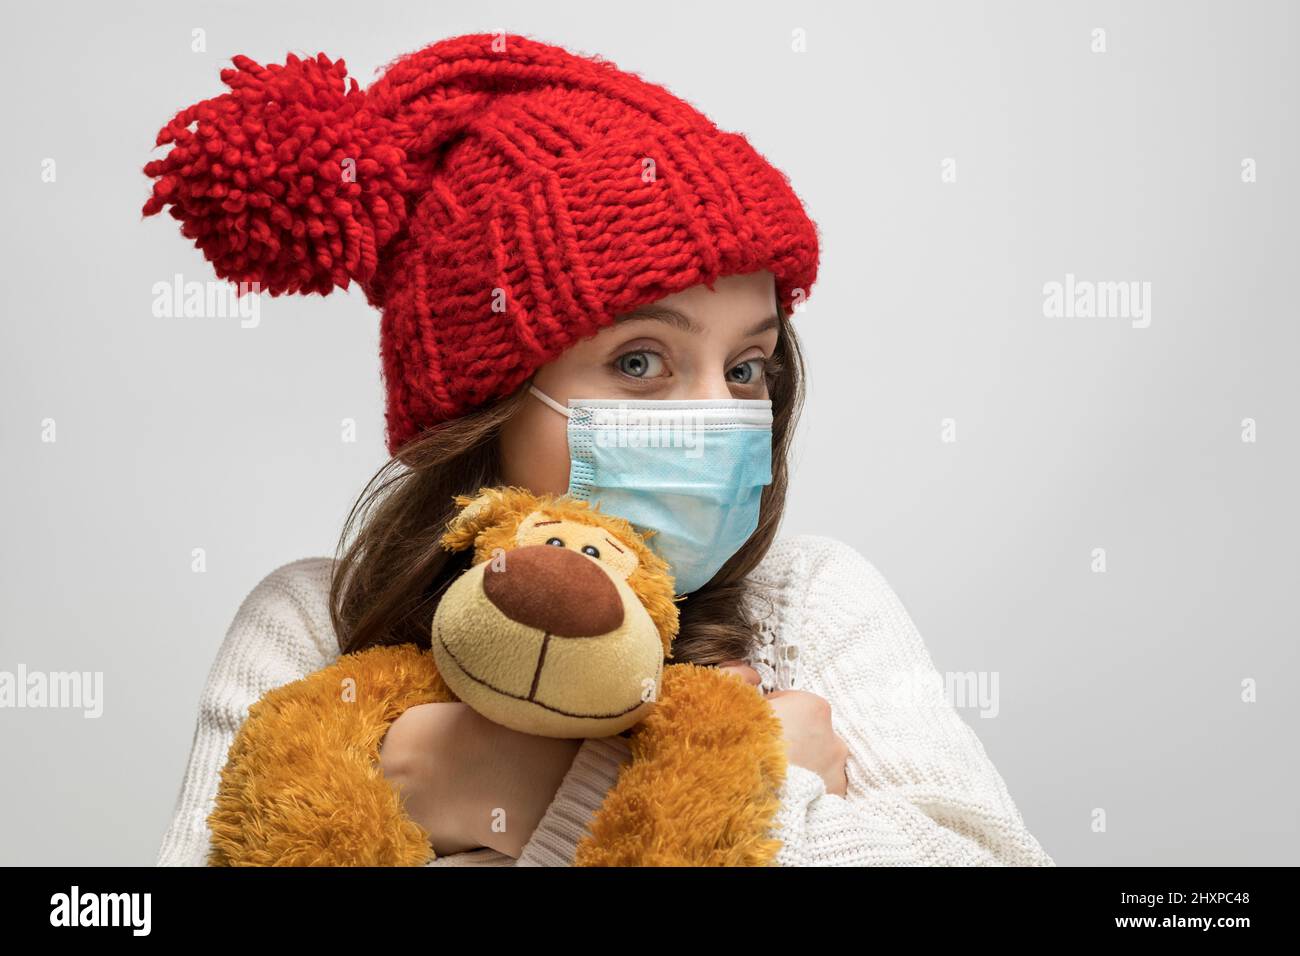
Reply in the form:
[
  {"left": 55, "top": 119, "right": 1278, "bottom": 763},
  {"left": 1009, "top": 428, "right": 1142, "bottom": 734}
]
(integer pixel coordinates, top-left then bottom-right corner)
[
  {"left": 615, "top": 350, "right": 664, "bottom": 378},
  {"left": 581, "top": 544, "right": 600, "bottom": 558},
  {"left": 727, "top": 358, "right": 764, "bottom": 384},
  {"left": 546, "top": 537, "right": 565, "bottom": 547}
]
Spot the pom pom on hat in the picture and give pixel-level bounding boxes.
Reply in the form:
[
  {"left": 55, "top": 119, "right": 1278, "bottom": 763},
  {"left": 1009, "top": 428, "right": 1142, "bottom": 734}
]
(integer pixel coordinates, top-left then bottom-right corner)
[{"left": 142, "top": 52, "right": 410, "bottom": 295}]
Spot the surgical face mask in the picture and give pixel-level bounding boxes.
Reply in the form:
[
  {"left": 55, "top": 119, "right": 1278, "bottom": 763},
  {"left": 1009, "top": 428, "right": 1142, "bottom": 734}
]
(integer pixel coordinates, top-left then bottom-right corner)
[{"left": 529, "top": 384, "right": 773, "bottom": 596}]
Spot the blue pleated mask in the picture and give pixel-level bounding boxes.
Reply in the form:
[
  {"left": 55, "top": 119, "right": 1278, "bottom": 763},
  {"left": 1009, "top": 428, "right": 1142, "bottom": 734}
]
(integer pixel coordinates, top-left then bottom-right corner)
[{"left": 529, "top": 385, "right": 773, "bottom": 596}]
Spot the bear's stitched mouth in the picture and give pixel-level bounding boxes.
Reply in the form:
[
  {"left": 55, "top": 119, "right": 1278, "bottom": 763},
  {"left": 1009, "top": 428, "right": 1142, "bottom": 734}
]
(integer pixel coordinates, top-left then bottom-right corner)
[{"left": 435, "top": 620, "right": 654, "bottom": 720}]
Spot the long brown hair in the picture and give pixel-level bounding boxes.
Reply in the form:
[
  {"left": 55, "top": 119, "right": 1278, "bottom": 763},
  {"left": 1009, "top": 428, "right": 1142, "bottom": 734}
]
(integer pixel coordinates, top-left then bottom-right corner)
[{"left": 330, "top": 307, "right": 806, "bottom": 667}]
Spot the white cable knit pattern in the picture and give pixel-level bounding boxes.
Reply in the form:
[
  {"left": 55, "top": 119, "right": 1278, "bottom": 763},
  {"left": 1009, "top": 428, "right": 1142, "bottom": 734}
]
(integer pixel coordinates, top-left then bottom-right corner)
[{"left": 155, "top": 534, "right": 1054, "bottom": 867}]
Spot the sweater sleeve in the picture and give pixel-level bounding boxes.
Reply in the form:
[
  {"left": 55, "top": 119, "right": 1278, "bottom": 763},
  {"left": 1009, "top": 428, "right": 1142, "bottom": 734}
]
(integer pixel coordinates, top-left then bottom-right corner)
[
  {"left": 155, "top": 558, "right": 340, "bottom": 866},
  {"left": 763, "top": 537, "right": 1056, "bottom": 867}
]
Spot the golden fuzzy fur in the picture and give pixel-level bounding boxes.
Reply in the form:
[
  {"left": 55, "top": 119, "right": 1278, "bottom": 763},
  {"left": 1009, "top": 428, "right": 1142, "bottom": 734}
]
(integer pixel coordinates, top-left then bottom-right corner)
[
  {"left": 575, "top": 662, "right": 789, "bottom": 865},
  {"left": 207, "top": 489, "right": 788, "bottom": 866},
  {"left": 208, "top": 643, "right": 454, "bottom": 866}
]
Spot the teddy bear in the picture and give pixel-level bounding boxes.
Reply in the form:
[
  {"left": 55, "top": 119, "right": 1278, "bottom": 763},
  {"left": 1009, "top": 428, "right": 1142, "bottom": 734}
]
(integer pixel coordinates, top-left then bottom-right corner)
[{"left": 206, "top": 487, "right": 792, "bottom": 866}]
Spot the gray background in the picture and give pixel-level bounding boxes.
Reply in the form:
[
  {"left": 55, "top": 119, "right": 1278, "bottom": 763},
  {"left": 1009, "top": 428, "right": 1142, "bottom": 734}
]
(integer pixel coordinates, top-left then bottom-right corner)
[{"left": 1, "top": 0, "right": 1295, "bottom": 865}]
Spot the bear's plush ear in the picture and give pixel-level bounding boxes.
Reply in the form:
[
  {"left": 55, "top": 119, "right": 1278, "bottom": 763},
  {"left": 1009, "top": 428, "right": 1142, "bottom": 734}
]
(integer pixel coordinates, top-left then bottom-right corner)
[{"left": 441, "top": 486, "right": 542, "bottom": 553}]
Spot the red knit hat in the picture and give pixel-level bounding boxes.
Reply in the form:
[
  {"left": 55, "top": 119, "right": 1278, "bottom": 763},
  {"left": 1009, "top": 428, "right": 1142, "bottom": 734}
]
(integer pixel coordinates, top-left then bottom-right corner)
[{"left": 143, "top": 32, "right": 820, "bottom": 453}]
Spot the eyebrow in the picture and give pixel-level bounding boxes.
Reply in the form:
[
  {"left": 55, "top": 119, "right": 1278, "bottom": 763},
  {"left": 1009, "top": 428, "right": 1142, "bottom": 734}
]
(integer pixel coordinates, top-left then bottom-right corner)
[{"left": 617, "top": 304, "right": 779, "bottom": 338}]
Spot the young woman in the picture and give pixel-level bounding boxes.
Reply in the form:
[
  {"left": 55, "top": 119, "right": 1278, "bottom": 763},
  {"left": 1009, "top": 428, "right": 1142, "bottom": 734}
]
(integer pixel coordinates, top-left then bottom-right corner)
[{"left": 148, "top": 32, "right": 1054, "bottom": 866}]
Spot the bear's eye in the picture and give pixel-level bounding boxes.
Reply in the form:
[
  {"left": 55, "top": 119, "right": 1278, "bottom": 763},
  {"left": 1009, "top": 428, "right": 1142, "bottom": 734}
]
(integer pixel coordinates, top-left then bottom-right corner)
[
  {"left": 581, "top": 544, "right": 600, "bottom": 559},
  {"left": 545, "top": 537, "right": 565, "bottom": 548}
]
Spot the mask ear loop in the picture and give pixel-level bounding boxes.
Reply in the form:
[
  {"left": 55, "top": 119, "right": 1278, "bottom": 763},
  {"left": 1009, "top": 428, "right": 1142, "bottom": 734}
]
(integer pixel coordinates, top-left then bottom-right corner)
[
  {"left": 531, "top": 383, "right": 595, "bottom": 503},
  {"left": 528, "top": 384, "right": 572, "bottom": 418}
]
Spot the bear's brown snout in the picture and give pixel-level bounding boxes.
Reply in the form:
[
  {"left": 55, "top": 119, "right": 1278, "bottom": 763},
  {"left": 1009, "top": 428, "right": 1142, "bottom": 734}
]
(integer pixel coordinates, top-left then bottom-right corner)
[{"left": 481, "top": 544, "right": 625, "bottom": 637}]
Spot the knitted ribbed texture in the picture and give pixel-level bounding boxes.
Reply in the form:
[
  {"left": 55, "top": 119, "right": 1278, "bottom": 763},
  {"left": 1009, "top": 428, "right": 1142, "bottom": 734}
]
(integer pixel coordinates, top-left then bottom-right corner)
[
  {"left": 155, "top": 536, "right": 1054, "bottom": 867},
  {"left": 142, "top": 32, "right": 821, "bottom": 453}
]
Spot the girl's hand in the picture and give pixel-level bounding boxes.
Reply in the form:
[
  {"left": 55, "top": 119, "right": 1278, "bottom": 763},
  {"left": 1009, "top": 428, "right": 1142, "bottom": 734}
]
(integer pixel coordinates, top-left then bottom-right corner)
[
  {"left": 763, "top": 690, "right": 849, "bottom": 797},
  {"left": 378, "top": 700, "right": 583, "bottom": 859},
  {"left": 714, "top": 658, "right": 848, "bottom": 797}
]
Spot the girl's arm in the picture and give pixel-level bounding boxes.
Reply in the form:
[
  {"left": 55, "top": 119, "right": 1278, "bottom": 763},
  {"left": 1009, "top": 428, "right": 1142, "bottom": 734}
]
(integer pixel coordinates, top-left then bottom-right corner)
[{"left": 756, "top": 537, "right": 1056, "bottom": 866}]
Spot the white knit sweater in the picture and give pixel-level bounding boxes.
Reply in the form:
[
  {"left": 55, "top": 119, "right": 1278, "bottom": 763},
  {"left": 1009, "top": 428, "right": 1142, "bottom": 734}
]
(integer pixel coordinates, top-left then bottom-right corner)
[{"left": 155, "top": 534, "right": 1055, "bottom": 867}]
